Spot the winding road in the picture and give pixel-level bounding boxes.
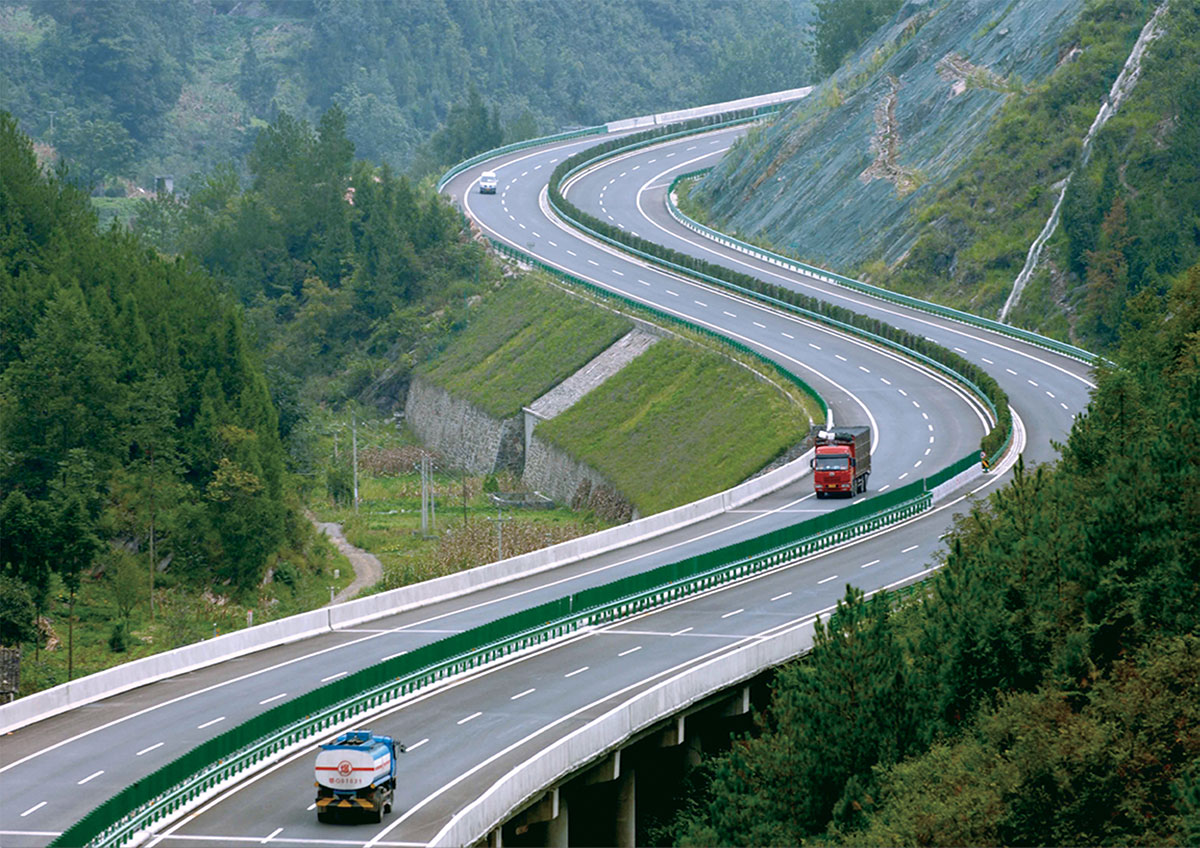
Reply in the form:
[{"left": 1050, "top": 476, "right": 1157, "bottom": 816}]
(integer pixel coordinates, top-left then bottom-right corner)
[{"left": 0, "top": 119, "right": 1094, "bottom": 848}]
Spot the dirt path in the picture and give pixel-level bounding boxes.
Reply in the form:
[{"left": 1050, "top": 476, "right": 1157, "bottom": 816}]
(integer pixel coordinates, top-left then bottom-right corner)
[{"left": 311, "top": 517, "right": 383, "bottom": 605}]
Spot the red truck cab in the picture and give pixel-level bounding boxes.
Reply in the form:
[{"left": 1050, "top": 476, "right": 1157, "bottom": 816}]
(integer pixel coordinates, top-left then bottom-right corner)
[{"left": 812, "top": 426, "right": 871, "bottom": 498}]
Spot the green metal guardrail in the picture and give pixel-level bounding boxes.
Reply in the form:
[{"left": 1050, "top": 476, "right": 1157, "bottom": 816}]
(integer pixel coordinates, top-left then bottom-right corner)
[
  {"left": 57, "top": 464, "right": 950, "bottom": 848},
  {"left": 666, "top": 169, "right": 1100, "bottom": 365},
  {"left": 436, "top": 125, "right": 607, "bottom": 193}
]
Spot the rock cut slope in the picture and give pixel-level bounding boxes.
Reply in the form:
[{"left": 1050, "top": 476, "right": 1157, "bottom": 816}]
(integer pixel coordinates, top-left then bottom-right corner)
[{"left": 697, "top": 0, "right": 1086, "bottom": 268}]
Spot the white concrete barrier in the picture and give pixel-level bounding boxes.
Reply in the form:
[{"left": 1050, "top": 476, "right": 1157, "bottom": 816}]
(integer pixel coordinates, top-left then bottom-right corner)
[
  {"left": 607, "top": 86, "right": 812, "bottom": 133},
  {"left": 432, "top": 617, "right": 821, "bottom": 846},
  {"left": 0, "top": 452, "right": 812, "bottom": 734}
]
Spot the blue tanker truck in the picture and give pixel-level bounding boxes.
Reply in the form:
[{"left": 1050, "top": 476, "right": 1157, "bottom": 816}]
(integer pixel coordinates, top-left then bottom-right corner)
[{"left": 314, "top": 730, "right": 405, "bottom": 823}]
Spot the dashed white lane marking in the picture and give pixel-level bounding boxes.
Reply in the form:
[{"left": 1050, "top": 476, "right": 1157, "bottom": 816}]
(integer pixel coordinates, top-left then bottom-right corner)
[
  {"left": 835, "top": 354, "right": 847, "bottom": 361},
  {"left": 912, "top": 400, "right": 921, "bottom": 408},
  {"left": 262, "top": 826, "right": 283, "bottom": 843},
  {"left": 818, "top": 574, "right": 839, "bottom": 584},
  {"left": 550, "top": 158, "right": 559, "bottom": 163},
  {"left": 518, "top": 222, "right": 526, "bottom": 229},
  {"left": 753, "top": 321, "right": 766, "bottom": 328},
  {"left": 954, "top": 347, "right": 967, "bottom": 353},
  {"left": 457, "top": 712, "right": 483, "bottom": 725},
  {"left": 671, "top": 626, "right": 694, "bottom": 636},
  {"left": 782, "top": 332, "right": 794, "bottom": 339},
  {"left": 982, "top": 357, "right": 994, "bottom": 364},
  {"left": 548, "top": 240, "right": 557, "bottom": 247},
  {"left": 928, "top": 424, "right": 934, "bottom": 431},
  {"left": 78, "top": 770, "right": 104, "bottom": 785},
  {"left": 723, "top": 310, "right": 737, "bottom": 317},
  {"left": 914, "top": 460, "right": 923, "bottom": 468},
  {"left": 880, "top": 377, "right": 891, "bottom": 385},
  {"left": 639, "top": 279, "right": 651, "bottom": 286},
  {"left": 879, "top": 484, "right": 891, "bottom": 491},
  {"left": 606, "top": 214, "right": 614, "bottom": 221},
  {"left": 381, "top": 650, "right": 407, "bottom": 662},
  {"left": 259, "top": 693, "right": 287, "bottom": 705},
  {"left": 809, "top": 342, "right": 821, "bottom": 349},
  {"left": 565, "top": 666, "right": 589, "bottom": 678},
  {"left": 608, "top": 177, "right": 615, "bottom": 184},
  {"left": 771, "top": 591, "right": 793, "bottom": 600},
  {"left": 321, "top": 671, "right": 348, "bottom": 682},
  {"left": 902, "top": 545, "right": 919, "bottom": 553},
  {"left": 686, "top": 145, "right": 697, "bottom": 151},
  {"left": 1006, "top": 368, "right": 1018, "bottom": 375},
  {"left": 860, "top": 559, "right": 880, "bottom": 569},
  {"left": 198, "top": 716, "right": 225, "bottom": 729},
  {"left": 20, "top": 801, "right": 47, "bottom": 817},
  {"left": 899, "top": 472, "right": 909, "bottom": 480},
  {"left": 929, "top": 436, "right": 935, "bottom": 443},
  {"left": 921, "top": 412, "right": 929, "bottom": 420},
  {"left": 666, "top": 152, "right": 675, "bottom": 157},
  {"left": 521, "top": 170, "right": 528, "bottom": 177},
  {"left": 532, "top": 231, "right": 540, "bottom": 238},
  {"left": 1061, "top": 402, "right": 1070, "bottom": 410},
  {"left": 620, "top": 171, "right": 627, "bottom": 177},
  {"left": 567, "top": 249, "right": 577, "bottom": 256},
  {"left": 925, "top": 448, "right": 932, "bottom": 455},
  {"left": 667, "top": 289, "right": 679, "bottom": 296},
  {"left": 408, "top": 738, "right": 429, "bottom": 751},
  {"left": 858, "top": 366, "right": 870, "bottom": 373},
  {"left": 898, "top": 389, "right": 908, "bottom": 396},
  {"left": 648, "top": 159, "right": 657, "bottom": 164},
  {"left": 612, "top": 269, "right": 624, "bottom": 276},
  {"left": 136, "top": 742, "right": 164, "bottom": 756},
  {"left": 618, "top": 646, "right": 643, "bottom": 657},
  {"left": 721, "top": 609, "right": 744, "bottom": 619},
  {"left": 1046, "top": 391, "right": 1055, "bottom": 398},
  {"left": 1028, "top": 379, "right": 1039, "bottom": 386},
  {"left": 511, "top": 688, "right": 536, "bottom": 700},
  {"left": 695, "top": 300, "right": 708, "bottom": 307},
  {"left": 508, "top": 214, "right": 515, "bottom": 221},
  {"left": 534, "top": 164, "right": 542, "bottom": 170},
  {"left": 632, "top": 165, "right": 640, "bottom": 170}
]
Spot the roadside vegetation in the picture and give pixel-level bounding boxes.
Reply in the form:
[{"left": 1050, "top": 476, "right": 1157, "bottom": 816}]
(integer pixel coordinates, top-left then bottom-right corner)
[
  {"left": 663, "top": 261, "right": 1200, "bottom": 847},
  {"left": 417, "top": 278, "right": 632, "bottom": 419},
  {"left": 539, "top": 339, "right": 810, "bottom": 516}
]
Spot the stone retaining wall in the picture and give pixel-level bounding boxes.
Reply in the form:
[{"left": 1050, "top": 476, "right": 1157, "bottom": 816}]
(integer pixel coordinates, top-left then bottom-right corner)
[{"left": 403, "top": 377, "right": 523, "bottom": 474}]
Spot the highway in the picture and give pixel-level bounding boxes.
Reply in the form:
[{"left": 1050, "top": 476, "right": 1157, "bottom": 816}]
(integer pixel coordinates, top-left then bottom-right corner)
[{"left": 1, "top": 121, "right": 1093, "bottom": 848}]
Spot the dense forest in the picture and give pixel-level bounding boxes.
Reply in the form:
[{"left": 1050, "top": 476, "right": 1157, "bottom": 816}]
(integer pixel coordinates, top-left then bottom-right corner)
[
  {"left": 665, "top": 263, "right": 1200, "bottom": 844},
  {"left": 0, "top": 112, "right": 296, "bottom": 665},
  {"left": 0, "top": 0, "right": 814, "bottom": 187}
]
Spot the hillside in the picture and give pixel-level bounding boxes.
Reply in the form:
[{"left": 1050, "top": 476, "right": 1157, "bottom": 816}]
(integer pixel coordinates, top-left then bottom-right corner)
[
  {"left": 694, "top": 0, "right": 1199, "bottom": 351},
  {"left": 0, "top": 0, "right": 814, "bottom": 189}
]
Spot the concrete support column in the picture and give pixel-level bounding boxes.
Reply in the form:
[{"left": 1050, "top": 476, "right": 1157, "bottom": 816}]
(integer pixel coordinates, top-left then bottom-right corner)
[
  {"left": 616, "top": 766, "right": 635, "bottom": 848},
  {"left": 547, "top": 789, "right": 569, "bottom": 847},
  {"left": 488, "top": 826, "right": 503, "bottom": 848}
]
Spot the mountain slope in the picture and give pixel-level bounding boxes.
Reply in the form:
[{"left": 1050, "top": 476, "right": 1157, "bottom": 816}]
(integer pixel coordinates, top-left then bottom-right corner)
[{"left": 695, "top": 0, "right": 1197, "bottom": 349}]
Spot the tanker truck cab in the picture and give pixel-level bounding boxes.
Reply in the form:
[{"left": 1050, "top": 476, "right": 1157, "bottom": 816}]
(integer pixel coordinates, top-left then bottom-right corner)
[{"left": 314, "top": 730, "right": 405, "bottom": 824}]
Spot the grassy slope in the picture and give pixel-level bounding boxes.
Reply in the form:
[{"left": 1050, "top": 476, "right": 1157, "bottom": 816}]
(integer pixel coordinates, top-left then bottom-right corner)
[
  {"left": 418, "top": 278, "right": 633, "bottom": 418},
  {"left": 537, "top": 339, "right": 808, "bottom": 515}
]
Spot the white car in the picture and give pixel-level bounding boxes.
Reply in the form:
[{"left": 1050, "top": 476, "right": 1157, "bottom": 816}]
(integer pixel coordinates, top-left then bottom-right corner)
[{"left": 478, "top": 171, "right": 498, "bottom": 194}]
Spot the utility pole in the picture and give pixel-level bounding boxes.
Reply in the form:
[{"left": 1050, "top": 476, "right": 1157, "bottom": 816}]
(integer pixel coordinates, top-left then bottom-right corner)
[
  {"left": 489, "top": 500, "right": 513, "bottom": 560},
  {"left": 352, "top": 413, "right": 359, "bottom": 514}
]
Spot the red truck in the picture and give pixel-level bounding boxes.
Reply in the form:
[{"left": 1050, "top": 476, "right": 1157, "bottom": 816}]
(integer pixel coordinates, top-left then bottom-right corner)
[{"left": 811, "top": 426, "right": 871, "bottom": 498}]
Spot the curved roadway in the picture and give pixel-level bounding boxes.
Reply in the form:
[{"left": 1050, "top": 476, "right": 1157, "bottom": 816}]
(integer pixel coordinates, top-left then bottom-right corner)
[{"left": 0, "top": 124, "right": 1093, "bottom": 848}]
